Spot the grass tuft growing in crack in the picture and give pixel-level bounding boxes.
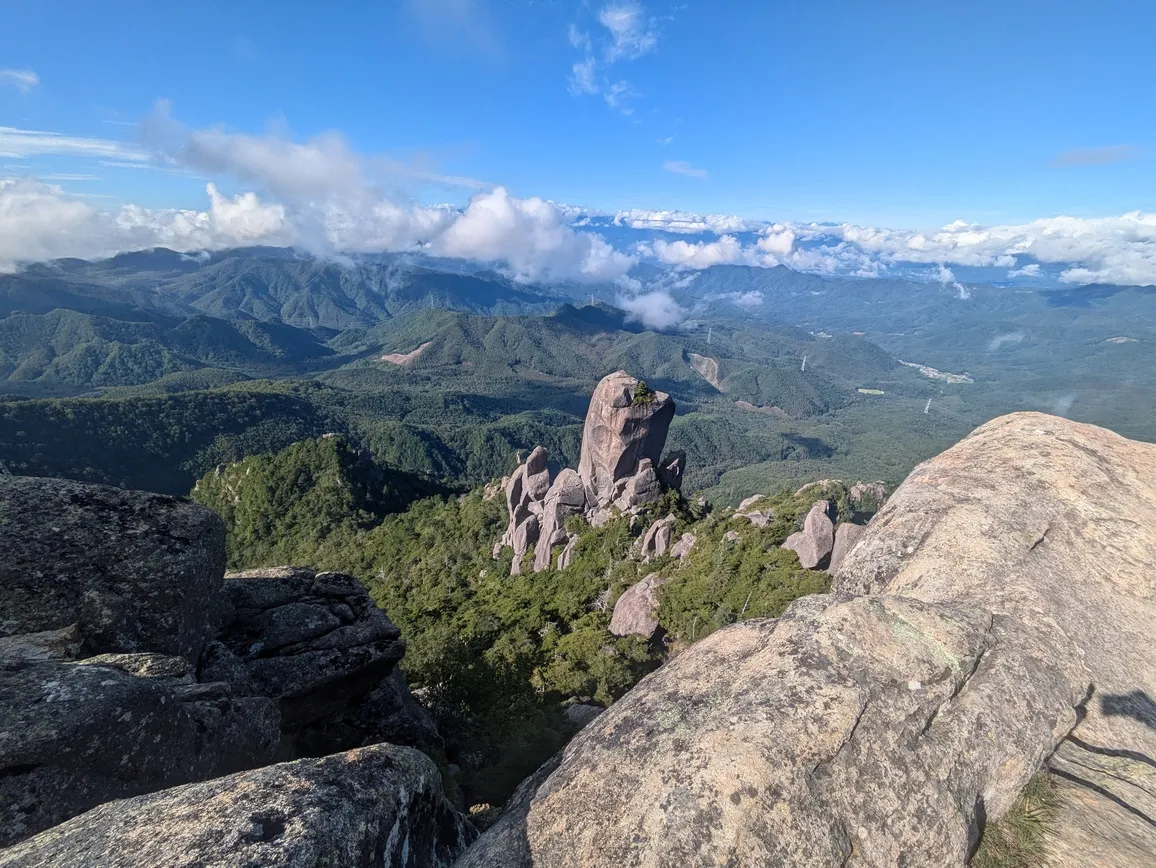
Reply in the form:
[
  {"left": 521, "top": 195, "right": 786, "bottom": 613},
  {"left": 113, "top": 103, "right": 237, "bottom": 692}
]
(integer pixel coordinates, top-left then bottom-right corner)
[{"left": 971, "top": 772, "right": 1059, "bottom": 868}]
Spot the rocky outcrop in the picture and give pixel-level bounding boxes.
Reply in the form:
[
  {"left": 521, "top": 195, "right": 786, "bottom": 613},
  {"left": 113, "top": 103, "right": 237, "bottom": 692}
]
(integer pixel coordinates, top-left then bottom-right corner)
[
  {"left": 0, "top": 744, "right": 475, "bottom": 868},
  {"left": 457, "top": 412, "right": 1156, "bottom": 868},
  {"left": 577, "top": 371, "right": 675, "bottom": 509},
  {"left": 208, "top": 567, "right": 439, "bottom": 757},
  {"left": 0, "top": 480, "right": 452, "bottom": 847},
  {"left": 0, "top": 476, "right": 224, "bottom": 660},
  {"left": 827, "top": 521, "right": 866, "bottom": 574},
  {"left": 0, "top": 656, "right": 279, "bottom": 846},
  {"left": 495, "top": 372, "right": 679, "bottom": 573},
  {"left": 735, "top": 493, "right": 774, "bottom": 527},
  {"left": 781, "top": 499, "right": 835, "bottom": 568},
  {"left": 636, "top": 514, "right": 675, "bottom": 561},
  {"left": 533, "top": 469, "right": 587, "bottom": 572},
  {"left": 497, "top": 447, "right": 550, "bottom": 574},
  {"left": 607, "top": 573, "right": 667, "bottom": 639},
  {"left": 669, "top": 531, "right": 697, "bottom": 559}
]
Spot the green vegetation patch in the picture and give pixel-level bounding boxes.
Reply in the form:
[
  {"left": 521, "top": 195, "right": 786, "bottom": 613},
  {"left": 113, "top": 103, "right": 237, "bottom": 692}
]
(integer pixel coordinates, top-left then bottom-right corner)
[{"left": 971, "top": 772, "right": 1059, "bottom": 868}]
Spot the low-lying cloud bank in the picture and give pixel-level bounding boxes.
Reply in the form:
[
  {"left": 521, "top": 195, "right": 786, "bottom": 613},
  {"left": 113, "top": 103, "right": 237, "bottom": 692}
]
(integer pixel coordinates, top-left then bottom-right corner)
[{"left": 4, "top": 108, "right": 1156, "bottom": 288}]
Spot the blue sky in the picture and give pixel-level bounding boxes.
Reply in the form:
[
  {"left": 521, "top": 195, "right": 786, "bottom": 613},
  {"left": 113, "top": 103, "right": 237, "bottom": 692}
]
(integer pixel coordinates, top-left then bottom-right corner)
[{"left": 3, "top": 0, "right": 1156, "bottom": 287}]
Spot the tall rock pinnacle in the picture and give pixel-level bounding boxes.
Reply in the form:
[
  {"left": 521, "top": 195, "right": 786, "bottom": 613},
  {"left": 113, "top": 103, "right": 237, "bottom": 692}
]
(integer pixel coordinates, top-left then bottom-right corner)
[{"left": 577, "top": 371, "right": 675, "bottom": 509}]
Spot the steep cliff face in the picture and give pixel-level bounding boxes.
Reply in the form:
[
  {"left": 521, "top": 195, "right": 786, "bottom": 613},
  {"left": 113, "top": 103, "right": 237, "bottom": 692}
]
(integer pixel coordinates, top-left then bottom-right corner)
[
  {"left": 575, "top": 371, "right": 675, "bottom": 510},
  {"left": 458, "top": 412, "right": 1156, "bottom": 868}
]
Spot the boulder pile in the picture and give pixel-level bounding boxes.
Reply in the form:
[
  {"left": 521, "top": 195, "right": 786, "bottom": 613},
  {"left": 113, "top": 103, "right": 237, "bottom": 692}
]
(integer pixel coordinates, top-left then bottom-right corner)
[
  {"left": 0, "top": 476, "right": 467, "bottom": 862},
  {"left": 496, "top": 371, "right": 679, "bottom": 573}
]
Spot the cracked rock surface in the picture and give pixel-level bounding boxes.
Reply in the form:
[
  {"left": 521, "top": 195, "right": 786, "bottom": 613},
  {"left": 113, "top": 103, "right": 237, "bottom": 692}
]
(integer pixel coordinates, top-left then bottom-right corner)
[
  {"left": 0, "top": 745, "right": 476, "bottom": 868},
  {"left": 457, "top": 412, "right": 1156, "bottom": 867}
]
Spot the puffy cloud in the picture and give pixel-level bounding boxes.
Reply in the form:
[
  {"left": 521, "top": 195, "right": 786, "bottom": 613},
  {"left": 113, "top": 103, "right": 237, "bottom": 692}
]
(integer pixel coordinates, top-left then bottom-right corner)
[
  {"left": 617, "top": 288, "right": 685, "bottom": 330},
  {"left": 756, "top": 224, "right": 795, "bottom": 258},
  {"left": 645, "top": 234, "right": 754, "bottom": 269},
  {"left": 0, "top": 69, "right": 39, "bottom": 93},
  {"left": 0, "top": 178, "right": 290, "bottom": 271},
  {"left": 662, "top": 159, "right": 707, "bottom": 179},
  {"left": 1008, "top": 262, "right": 1041, "bottom": 278},
  {"left": 436, "top": 187, "right": 633, "bottom": 282},
  {"left": 0, "top": 113, "right": 633, "bottom": 285}
]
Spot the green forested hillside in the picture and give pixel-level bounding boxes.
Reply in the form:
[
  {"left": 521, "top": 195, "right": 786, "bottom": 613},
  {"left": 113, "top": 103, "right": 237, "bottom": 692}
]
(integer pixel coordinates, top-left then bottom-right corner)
[{"left": 193, "top": 437, "right": 858, "bottom": 807}]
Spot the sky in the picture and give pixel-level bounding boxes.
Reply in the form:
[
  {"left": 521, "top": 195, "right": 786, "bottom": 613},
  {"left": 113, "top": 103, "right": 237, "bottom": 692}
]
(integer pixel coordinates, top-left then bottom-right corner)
[{"left": 3, "top": 0, "right": 1156, "bottom": 287}]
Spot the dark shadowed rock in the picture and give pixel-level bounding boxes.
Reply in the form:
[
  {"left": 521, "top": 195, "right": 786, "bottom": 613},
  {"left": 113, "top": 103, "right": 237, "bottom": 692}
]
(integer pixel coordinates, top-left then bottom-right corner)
[
  {"left": 458, "top": 412, "right": 1156, "bottom": 868},
  {"left": 0, "top": 657, "right": 279, "bottom": 845},
  {"left": 657, "top": 451, "right": 686, "bottom": 491},
  {"left": 608, "top": 573, "right": 667, "bottom": 639},
  {"left": 827, "top": 522, "right": 866, "bottom": 574},
  {"left": 0, "top": 476, "right": 225, "bottom": 660},
  {"left": 211, "top": 569, "right": 436, "bottom": 756},
  {"left": 781, "top": 499, "right": 835, "bottom": 568},
  {"left": 0, "top": 745, "right": 476, "bottom": 868},
  {"left": 577, "top": 371, "right": 675, "bottom": 509}
]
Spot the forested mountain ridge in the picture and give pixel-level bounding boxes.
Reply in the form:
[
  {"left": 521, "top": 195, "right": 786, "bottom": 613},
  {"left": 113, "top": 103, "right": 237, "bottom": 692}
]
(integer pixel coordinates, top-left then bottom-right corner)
[{"left": 2, "top": 246, "right": 1154, "bottom": 505}]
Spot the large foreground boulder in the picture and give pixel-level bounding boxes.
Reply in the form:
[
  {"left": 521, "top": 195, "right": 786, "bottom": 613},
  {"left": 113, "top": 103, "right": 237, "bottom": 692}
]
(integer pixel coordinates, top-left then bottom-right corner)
[
  {"left": 457, "top": 412, "right": 1156, "bottom": 867},
  {"left": 0, "top": 744, "right": 476, "bottom": 868},
  {"left": 0, "top": 476, "right": 224, "bottom": 660},
  {"left": 0, "top": 657, "right": 279, "bottom": 846}
]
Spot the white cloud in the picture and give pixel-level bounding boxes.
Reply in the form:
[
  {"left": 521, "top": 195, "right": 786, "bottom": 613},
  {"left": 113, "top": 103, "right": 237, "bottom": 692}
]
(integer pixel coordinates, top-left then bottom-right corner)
[
  {"left": 567, "top": 2, "right": 657, "bottom": 115},
  {"left": 1008, "top": 262, "right": 1041, "bottom": 278},
  {"left": 1051, "top": 145, "right": 1136, "bottom": 167},
  {"left": 0, "top": 178, "right": 291, "bottom": 271},
  {"left": 722, "top": 290, "right": 764, "bottom": 308},
  {"left": 988, "top": 331, "right": 1025, "bottom": 351},
  {"left": 0, "top": 112, "right": 634, "bottom": 284},
  {"left": 645, "top": 234, "right": 753, "bottom": 268},
  {"left": 662, "top": 159, "right": 707, "bottom": 179},
  {"left": 569, "top": 58, "right": 598, "bottom": 95},
  {"left": 598, "top": 3, "right": 657, "bottom": 61},
  {"left": 603, "top": 81, "right": 638, "bottom": 115},
  {"left": 618, "top": 288, "right": 685, "bottom": 330},
  {"left": 757, "top": 224, "right": 795, "bottom": 258},
  {"left": 0, "top": 69, "right": 39, "bottom": 93},
  {"left": 0, "top": 126, "right": 149, "bottom": 161},
  {"left": 614, "top": 208, "right": 752, "bottom": 234},
  {"left": 436, "top": 186, "right": 633, "bottom": 282}
]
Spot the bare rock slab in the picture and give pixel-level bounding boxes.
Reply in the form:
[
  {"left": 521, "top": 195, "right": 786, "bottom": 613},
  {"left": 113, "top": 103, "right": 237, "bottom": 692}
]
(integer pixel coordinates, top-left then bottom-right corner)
[
  {"left": 0, "top": 476, "right": 225, "bottom": 661},
  {"left": 0, "top": 744, "right": 476, "bottom": 868},
  {"left": 459, "top": 412, "right": 1156, "bottom": 868}
]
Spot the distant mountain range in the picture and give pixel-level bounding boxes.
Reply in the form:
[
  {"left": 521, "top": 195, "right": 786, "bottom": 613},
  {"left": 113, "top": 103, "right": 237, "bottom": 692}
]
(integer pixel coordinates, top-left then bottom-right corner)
[{"left": 1, "top": 246, "right": 1153, "bottom": 501}]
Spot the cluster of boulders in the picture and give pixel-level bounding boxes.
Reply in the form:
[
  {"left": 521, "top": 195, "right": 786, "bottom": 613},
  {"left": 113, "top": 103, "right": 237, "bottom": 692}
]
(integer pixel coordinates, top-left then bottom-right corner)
[
  {"left": 495, "top": 371, "right": 684, "bottom": 574},
  {"left": 456, "top": 412, "right": 1156, "bottom": 868},
  {"left": 0, "top": 475, "right": 471, "bottom": 865}
]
